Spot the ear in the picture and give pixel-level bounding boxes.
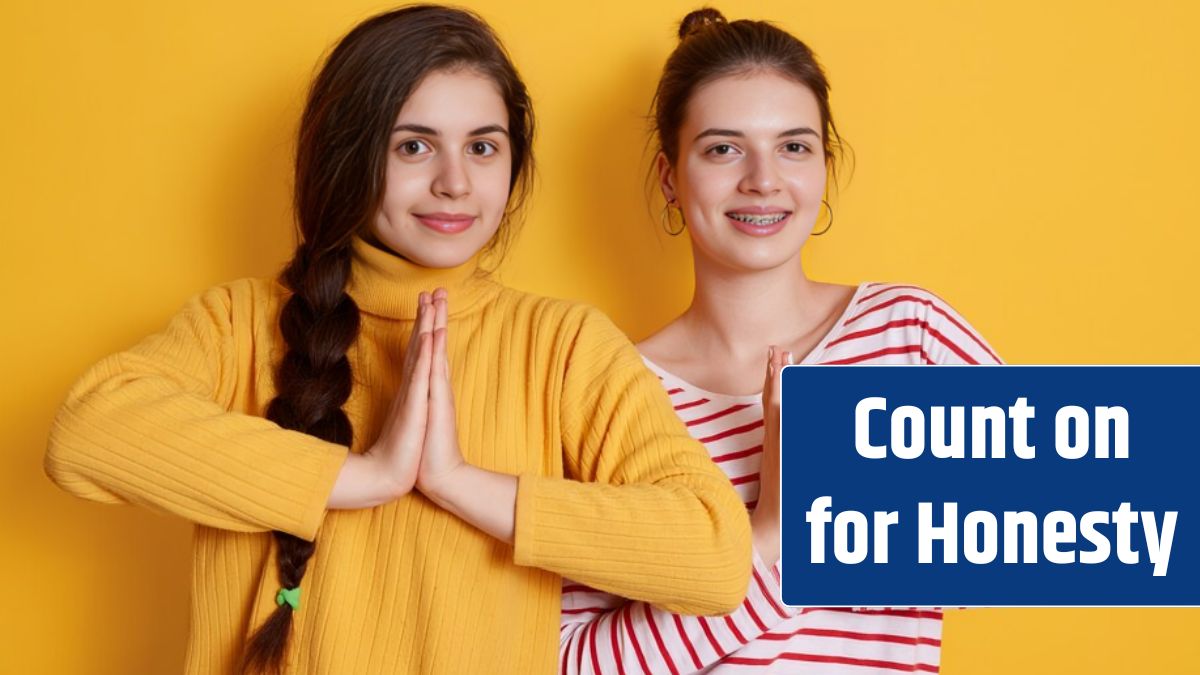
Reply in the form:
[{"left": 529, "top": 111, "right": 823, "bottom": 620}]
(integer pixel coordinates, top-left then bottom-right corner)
[{"left": 655, "top": 151, "right": 677, "bottom": 204}]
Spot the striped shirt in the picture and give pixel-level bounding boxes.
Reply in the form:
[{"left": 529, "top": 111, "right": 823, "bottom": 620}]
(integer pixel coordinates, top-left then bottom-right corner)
[{"left": 560, "top": 282, "right": 1003, "bottom": 674}]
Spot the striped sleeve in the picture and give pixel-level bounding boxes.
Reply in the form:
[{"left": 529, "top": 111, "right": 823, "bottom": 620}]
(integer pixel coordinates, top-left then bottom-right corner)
[
  {"left": 43, "top": 281, "right": 348, "bottom": 541},
  {"left": 559, "top": 546, "right": 797, "bottom": 675},
  {"left": 711, "top": 607, "right": 944, "bottom": 672}
]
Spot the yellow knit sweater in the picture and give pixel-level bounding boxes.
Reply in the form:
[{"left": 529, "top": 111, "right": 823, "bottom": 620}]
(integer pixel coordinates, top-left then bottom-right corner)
[{"left": 45, "top": 237, "right": 752, "bottom": 674}]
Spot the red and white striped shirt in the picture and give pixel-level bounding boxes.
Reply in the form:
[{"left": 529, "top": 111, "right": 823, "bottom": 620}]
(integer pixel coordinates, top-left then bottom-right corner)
[{"left": 560, "top": 283, "right": 1002, "bottom": 674}]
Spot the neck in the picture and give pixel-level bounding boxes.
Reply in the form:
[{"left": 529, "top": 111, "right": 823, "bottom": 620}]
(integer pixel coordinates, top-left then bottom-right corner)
[
  {"left": 346, "top": 236, "right": 499, "bottom": 320},
  {"left": 680, "top": 251, "right": 828, "bottom": 362}
]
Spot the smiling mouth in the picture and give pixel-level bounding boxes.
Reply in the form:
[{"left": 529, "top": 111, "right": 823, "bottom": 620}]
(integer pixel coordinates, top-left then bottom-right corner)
[
  {"left": 726, "top": 212, "right": 790, "bottom": 226},
  {"left": 413, "top": 213, "right": 476, "bottom": 234}
]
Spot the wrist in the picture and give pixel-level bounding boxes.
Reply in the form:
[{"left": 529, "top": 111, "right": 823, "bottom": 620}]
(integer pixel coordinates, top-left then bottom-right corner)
[
  {"left": 329, "top": 451, "right": 402, "bottom": 510},
  {"left": 751, "top": 509, "right": 781, "bottom": 567},
  {"left": 420, "top": 459, "right": 472, "bottom": 510},
  {"left": 370, "top": 449, "right": 413, "bottom": 503},
  {"left": 754, "top": 487, "right": 780, "bottom": 523}
]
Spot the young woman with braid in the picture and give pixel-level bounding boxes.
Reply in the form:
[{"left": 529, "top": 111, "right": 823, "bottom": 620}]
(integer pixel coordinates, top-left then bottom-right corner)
[
  {"left": 558, "top": 8, "right": 1001, "bottom": 674},
  {"left": 43, "top": 6, "right": 752, "bottom": 674}
]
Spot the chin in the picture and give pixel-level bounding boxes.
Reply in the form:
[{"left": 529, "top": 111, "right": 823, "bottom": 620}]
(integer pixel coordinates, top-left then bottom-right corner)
[
  {"left": 714, "top": 237, "right": 803, "bottom": 273},
  {"left": 373, "top": 226, "right": 491, "bottom": 268},
  {"left": 731, "top": 253, "right": 795, "bottom": 273},
  {"left": 406, "top": 241, "right": 484, "bottom": 268}
]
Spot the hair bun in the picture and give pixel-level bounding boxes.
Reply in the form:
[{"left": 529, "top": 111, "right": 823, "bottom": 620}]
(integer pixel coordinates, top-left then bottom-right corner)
[{"left": 678, "top": 7, "right": 727, "bottom": 40}]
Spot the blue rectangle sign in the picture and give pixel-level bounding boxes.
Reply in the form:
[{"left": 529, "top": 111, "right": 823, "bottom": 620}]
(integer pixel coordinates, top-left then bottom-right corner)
[{"left": 779, "top": 365, "right": 1199, "bottom": 606}]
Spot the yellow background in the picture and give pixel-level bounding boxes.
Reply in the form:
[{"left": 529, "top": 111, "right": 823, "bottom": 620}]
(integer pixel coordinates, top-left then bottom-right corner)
[{"left": 3, "top": 0, "right": 1198, "bottom": 672}]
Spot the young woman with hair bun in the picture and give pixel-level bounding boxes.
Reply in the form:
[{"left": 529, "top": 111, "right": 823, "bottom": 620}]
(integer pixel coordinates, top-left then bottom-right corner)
[
  {"left": 559, "top": 7, "right": 1001, "bottom": 673},
  {"left": 43, "top": 5, "right": 752, "bottom": 674}
]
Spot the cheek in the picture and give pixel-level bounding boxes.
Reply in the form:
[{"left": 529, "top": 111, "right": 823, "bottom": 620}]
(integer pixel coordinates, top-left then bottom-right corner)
[
  {"left": 803, "top": 157, "right": 829, "bottom": 188},
  {"left": 476, "top": 163, "right": 512, "bottom": 217},
  {"left": 679, "top": 161, "right": 736, "bottom": 207},
  {"left": 784, "top": 162, "right": 828, "bottom": 201},
  {"left": 380, "top": 162, "right": 427, "bottom": 215}
]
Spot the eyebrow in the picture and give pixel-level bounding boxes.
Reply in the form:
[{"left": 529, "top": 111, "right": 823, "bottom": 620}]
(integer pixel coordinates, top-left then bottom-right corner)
[
  {"left": 392, "top": 123, "right": 509, "bottom": 137},
  {"left": 693, "top": 126, "right": 820, "bottom": 141}
]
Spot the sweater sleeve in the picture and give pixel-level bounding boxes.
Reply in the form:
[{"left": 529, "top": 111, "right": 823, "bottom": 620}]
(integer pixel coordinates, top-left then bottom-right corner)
[
  {"left": 513, "top": 306, "right": 752, "bottom": 615},
  {"left": 44, "top": 282, "right": 348, "bottom": 541},
  {"left": 559, "top": 546, "right": 796, "bottom": 674}
]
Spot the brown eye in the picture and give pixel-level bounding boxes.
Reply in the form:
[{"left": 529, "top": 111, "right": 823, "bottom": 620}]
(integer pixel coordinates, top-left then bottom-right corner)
[
  {"left": 398, "top": 139, "right": 431, "bottom": 156},
  {"left": 468, "top": 140, "right": 498, "bottom": 157},
  {"left": 784, "top": 142, "right": 810, "bottom": 154},
  {"left": 705, "top": 143, "right": 742, "bottom": 158}
]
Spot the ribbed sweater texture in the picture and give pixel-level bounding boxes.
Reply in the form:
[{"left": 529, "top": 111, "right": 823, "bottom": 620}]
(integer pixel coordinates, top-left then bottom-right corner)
[{"left": 45, "top": 237, "right": 752, "bottom": 674}]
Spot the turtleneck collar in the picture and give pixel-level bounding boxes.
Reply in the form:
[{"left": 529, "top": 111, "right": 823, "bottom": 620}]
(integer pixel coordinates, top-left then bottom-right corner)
[{"left": 347, "top": 236, "right": 500, "bottom": 320}]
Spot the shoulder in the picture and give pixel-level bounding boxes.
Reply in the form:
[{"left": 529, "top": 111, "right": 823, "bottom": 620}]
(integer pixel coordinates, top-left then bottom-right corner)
[
  {"left": 490, "top": 285, "right": 619, "bottom": 334},
  {"left": 843, "top": 282, "right": 994, "bottom": 338},
  {"left": 168, "top": 277, "right": 288, "bottom": 344},
  {"left": 190, "top": 277, "right": 284, "bottom": 311},
  {"left": 831, "top": 282, "right": 1001, "bottom": 365},
  {"left": 187, "top": 275, "right": 288, "bottom": 319},
  {"left": 844, "top": 282, "right": 957, "bottom": 322},
  {"left": 491, "top": 289, "right": 647, "bottom": 378}
]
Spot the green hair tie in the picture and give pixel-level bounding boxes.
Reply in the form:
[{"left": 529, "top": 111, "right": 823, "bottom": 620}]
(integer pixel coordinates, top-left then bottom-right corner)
[{"left": 276, "top": 586, "right": 301, "bottom": 611}]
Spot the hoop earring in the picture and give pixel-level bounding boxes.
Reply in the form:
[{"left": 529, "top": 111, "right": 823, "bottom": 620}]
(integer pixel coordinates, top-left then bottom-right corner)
[
  {"left": 812, "top": 199, "right": 834, "bottom": 236},
  {"left": 661, "top": 200, "right": 686, "bottom": 236}
]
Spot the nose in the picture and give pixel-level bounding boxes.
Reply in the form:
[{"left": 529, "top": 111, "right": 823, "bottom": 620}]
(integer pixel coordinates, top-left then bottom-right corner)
[
  {"left": 431, "top": 154, "right": 471, "bottom": 199},
  {"left": 739, "top": 152, "right": 781, "bottom": 196}
]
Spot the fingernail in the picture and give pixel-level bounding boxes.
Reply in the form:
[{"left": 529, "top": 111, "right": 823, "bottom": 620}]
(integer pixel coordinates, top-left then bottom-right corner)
[
  {"left": 786, "top": 351, "right": 795, "bottom": 365},
  {"left": 769, "top": 346, "right": 775, "bottom": 360}
]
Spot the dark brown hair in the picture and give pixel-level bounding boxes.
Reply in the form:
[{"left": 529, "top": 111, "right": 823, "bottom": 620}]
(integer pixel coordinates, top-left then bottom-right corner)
[
  {"left": 241, "top": 5, "right": 535, "bottom": 673},
  {"left": 653, "top": 7, "right": 848, "bottom": 187}
]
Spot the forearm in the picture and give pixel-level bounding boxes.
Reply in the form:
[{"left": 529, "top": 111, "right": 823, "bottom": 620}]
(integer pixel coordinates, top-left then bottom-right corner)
[
  {"left": 46, "top": 354, "right": 350, "bottom": 540},
  {"left": 513, "top": 472, "right": 751, "bottom": 615},
  {"left": 751, "top": 512, "right": 780, "bottom": 568},
  {"left": 425, "top": 463, "right": 517, "bottom": 544},
  {"left": 751, "top": 488, "right": 780, "bottom": 567},
  {"left": 560, "top": 547, "right": 795, "bottom": 675}
]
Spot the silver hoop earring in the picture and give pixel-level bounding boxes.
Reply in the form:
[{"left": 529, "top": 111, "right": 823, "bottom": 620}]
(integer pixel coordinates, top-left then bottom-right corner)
[{"left": 812, "top": 199, "right": 834, "bottom": 236}]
